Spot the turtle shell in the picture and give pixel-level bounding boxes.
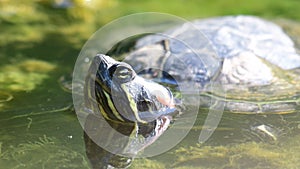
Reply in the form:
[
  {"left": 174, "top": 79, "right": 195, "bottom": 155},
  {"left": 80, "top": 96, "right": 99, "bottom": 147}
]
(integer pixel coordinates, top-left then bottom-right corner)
[{"left": 109, "top": 16, "right": 300, "bottom": 114}]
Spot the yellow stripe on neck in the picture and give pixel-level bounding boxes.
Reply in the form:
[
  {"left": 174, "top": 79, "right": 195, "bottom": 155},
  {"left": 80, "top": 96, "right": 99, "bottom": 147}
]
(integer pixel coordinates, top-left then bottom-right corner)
[{"left": 103, "top": 91, "right": 125, "bottom": 122}]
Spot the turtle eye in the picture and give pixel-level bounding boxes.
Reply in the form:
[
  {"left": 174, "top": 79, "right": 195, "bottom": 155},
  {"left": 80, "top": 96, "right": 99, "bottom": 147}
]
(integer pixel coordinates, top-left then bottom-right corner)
[{"left": 110, "top": 65, "right": 135, "bottom": 83}]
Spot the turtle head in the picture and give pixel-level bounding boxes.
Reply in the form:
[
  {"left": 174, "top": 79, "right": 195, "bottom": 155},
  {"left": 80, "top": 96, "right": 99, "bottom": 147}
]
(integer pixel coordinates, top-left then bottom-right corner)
[{"left": 85, "top": 54, "right": 178, "bottom": 123}]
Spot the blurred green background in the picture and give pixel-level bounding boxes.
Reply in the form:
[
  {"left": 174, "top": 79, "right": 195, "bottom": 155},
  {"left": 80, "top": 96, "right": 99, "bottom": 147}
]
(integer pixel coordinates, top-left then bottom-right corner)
[
  {"left": 1, "top": 0, "right": 300, "bottom": 53},
  {"left": 1, "top": 0, "right": 300, "bottom": 169},
  {"left": 1, "top": 0, "right": 300, "bottom": 68}
]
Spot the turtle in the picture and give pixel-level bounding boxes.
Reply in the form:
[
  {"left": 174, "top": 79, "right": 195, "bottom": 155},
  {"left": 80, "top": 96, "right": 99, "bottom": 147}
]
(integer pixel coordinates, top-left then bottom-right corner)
[
  {"left": 81, "top": 15, "right": 300, "bottom": 169},
  {"left": 83, "top": 54, "right": 178, "bottom": 169}
]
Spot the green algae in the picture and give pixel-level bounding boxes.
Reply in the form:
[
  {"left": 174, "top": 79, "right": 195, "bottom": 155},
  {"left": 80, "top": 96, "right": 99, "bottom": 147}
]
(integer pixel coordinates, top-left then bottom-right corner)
[
  {"left": 131, "top": 158, "right": 166, "bottom": 169},
  {"left": 170, "top": 135, "right": 300, "bottom": 169},
  {"left": 0, "top": 59, "right": 56, "bottom": 92},
  {"left": 0, "top": 135, "right": 89, "bottom": 169}
]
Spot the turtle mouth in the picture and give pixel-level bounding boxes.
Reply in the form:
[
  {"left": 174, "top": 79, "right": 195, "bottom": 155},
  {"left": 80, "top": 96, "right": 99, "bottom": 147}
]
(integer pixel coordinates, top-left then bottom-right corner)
[
  {"left": 133, "top": 81, "right": 178, "bottom": 122},
  {"left": 136, "top": 84, "right": 174, "bottom": 112},
  {"left": 140, "top": 115, "right": 172, "bottom": 149},
  {"left": 157, "top": 116, "right": 171, "bottom": 132},
  {"left": 153, "top": 116, "right": 172, "bottom": 140}
]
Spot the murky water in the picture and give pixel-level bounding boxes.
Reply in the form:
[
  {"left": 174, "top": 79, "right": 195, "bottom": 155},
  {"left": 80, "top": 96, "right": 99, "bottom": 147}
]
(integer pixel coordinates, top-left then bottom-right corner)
[
  {"left": 1, "top": 88, "right": 299, "bottom": 169},
  {"left": 0, "top": 58, "right": 90, "bottom": 168},
  {"left": 1, "top": 58, "right": 300, "bottom": 169},
  {"left": 1, "top": 4, "right": 300, "bottom": 168},
  {"left": 131, "top": 109, "right": 300, "bottom": 169}
]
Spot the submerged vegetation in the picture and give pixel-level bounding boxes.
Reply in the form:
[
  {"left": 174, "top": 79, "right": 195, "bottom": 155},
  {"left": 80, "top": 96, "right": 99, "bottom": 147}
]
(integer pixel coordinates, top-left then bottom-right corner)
[
  {"left": 169, "top": 134, "right": 300, "bottom": 169},
  {"left": 129, "top": 133, "right": 300, "bottom": 169},
  {"left": 0, "top": 59, "right": 56, "bottom": 91},
  {"left": 131, "top": 134, "right": 300, "bottom": 169},
  {"left": 0, "top": 135, "right": 89, "bottom": 169}
]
